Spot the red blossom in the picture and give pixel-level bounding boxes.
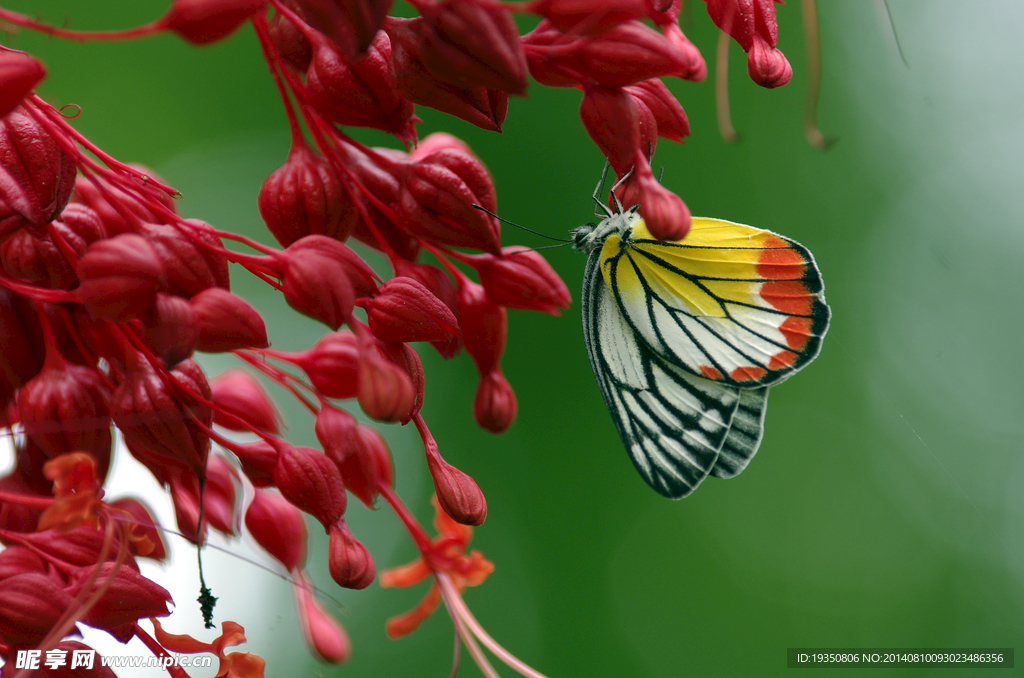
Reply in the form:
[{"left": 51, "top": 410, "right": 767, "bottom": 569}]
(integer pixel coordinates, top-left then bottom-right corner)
[
  {"left": 156, "top": 0, "right": 268, "bottom": 46},
  {"left": 0, "top": 53, "right": 46, "bottom": 118},
  {"left": 245, "top": 487, "right": 308, "bottom": 571},
  {"left": 210, "top": 368, "right": 282, "bottom": 434}
]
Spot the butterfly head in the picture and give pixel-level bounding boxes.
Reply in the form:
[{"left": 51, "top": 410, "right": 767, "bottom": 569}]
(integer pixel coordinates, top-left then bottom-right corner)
[{"left": 571, "top": 207, "right": 641, "bottom": 254}]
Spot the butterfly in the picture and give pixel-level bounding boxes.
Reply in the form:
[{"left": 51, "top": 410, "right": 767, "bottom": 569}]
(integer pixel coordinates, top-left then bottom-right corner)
[{"left": 571, "top": 192, "right": 830, "bottom": 499}]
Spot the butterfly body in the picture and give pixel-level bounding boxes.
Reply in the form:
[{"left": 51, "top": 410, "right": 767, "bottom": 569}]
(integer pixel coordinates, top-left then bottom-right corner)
[{"left": 573, "top": 207, "right": 829, "bottom": 499}]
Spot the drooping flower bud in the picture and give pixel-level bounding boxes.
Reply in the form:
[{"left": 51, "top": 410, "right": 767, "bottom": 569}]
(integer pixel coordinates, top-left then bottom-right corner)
[
  {"left": 418, "top": 0, "right": 528, "bottom": 94},
  {"left": 245, "top": 487, "right": 308, "bottom": 571},
  {"left": 258, "top": 139, "right": 357, "bottom": 247},
  {"left": 0, "top": 104, "right": 77, "bottom": 241},
  {"left": 170, "top": 454, "right": 239, "bottom": 543},
  {"left": 76, "top": 233, "right": 166, "bottom": 323},
  {"left": 232, "top": 438, "right": 280, "bottom": 486},
  {"left": 456, "top": 278, "right": 506, "bottom": 375},
  {"left": 704, "top": 0, "right": 791, "bottom": 88},
  {"left": 111, "top": 356, "right": 212, "bottom": 478},
  {"left": 424, "top": 443, "right": 486, "bottom": 526},
  {"left": 142, "top": 293, "right": 199, "bottom": 366},
  {"left": 0, "top": 545, "right": 47, "bottom": 579},
  {"left": 290, "top": 331, "right": 360, "bottom": 399},
  {"left": 156, "top": 0, "right": 268, "bottom": 46},
  {"left": 378, "top": 340, "right": 425, "bottom": 416},
  {"left": 17, "top": 362, "right": 112, "bottom": 464},
  {"left": 0, "top": 53, "right": 46, "bottom": 118},
  {"left": 356, "top": 343, "right": 416, "bottom": 423},
  {"left": 294, "top": 0, "right": 393, "bottom": 63},
  {"left": 360, "top": 276, "right": 459, "bottom": 343},
  {"left": 70, "top": 167, "right": 176, "bottom": 236},
  {"left": 189, "top": 287, "right": 269, "bottom": 352},
  {"left": 328, "top": 520, "right": 375, "bottom": 589},
  {"left": 473, "top": 246, "right": 571, "bottom": 315},
  {"left": 633, "top": 156, "right": 691, "bottom": 241},
  {"left": 659, "top": 21, "right": 707, "bottom": 81},
  {"left": 624, "top": 78, "right": 690, "bottom": 143},
  {"left": 314, "top": 403, "right": 358, "bottom": 464},
  {"left": 306, "top": 30, "right": 417, "bottom": 144},
  {"left": 143, "top": 221, "right": 230, "bottom": 298},
  {"left": 66, "top": 562, "right": 172, "bottom": 637},
  {"left": 294, "top": 572, "right": 351, "bottom": 664},
  {"left": 273, "top": 443, "right": 347, "bottom": 530},
  {"left": 1, "top": 202, "right": 105, "bottom": 289},
  {"left": 474, "top": 369, "right": 517, "bottom": 433},
  {"left": 393, "top": 258, "right": 461, "bottom": 358},
  {"left": 210, "top": 368, "right": 281, "bottom": 434},
  {"left": 747, "top": 32, "right": 792, "bottom": 88},
  {"left": 398, "top": 146, "right": 501, "bottom": 253},
  {"left": 0, "top": 572, "right": 73, "bottom": 646},
  {"left": 580, "top": 85, "right": 641, "bottom": 176},
  {"left": 268, "top": 3, "right": 313, "bottom": 71},
  {"left": 527, "top": 0, "right": 649, "bottom": 34},
  {"left": 386, "top": 16, "right": 509, "bottom": 132},
  {"left": 340, "top": 423, "right": 394, "bottom": 507}
]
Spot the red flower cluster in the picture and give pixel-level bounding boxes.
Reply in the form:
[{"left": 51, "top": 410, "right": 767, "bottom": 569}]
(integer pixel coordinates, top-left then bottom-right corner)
[{"left": 0, "top": 0, "right": 797, "bottom": 675}]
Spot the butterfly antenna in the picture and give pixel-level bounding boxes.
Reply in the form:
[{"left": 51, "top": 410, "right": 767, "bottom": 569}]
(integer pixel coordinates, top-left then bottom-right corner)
[
  {"left": 592, "top": 162, "right": 614, "bottom": 218},
  {"left": 507, "top": 242, "right": 573, "bottom": 253},
  {"left": 471, "top": 204, "right": 570, "bottom": 243}
]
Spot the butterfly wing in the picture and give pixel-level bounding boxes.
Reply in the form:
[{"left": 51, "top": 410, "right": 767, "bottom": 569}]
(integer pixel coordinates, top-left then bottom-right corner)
[
  {"left": 582, "top": 248, "right": 743, "bottom": 498},
  {"left": 711, "top": 386, "right": 768, "bottom": 479},
  {"left": 602, "top": 218, "right": 830, "bottom": 388}
]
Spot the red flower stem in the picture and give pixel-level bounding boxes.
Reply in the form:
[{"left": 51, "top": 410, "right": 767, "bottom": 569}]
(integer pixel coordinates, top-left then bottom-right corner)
[
  {"left": 0, "top": 8, "right": 160, "bottom": 41},
  {"left": 133, "top": 623, "right": 193, "bottom": 678},
  {"left": 379, "top": 483, "right": 434, "bottom": 553},
  {"left": 34, "top": 303, "right": 67, "bottom": 371},
  {"left": 0, "top": 269, "right": 75, "bottom": 303},
  {"left": 420, "top": 241, "right": 469, "bottom": 284},
  {"left": 77, "top": 164, "right": 146, "bottom": 233},
  {"left": 251, "top": 13, "right": 306, "bottom": 147},
  {"left": 46, "top": 220, "right": 82, "bottom": 269},
  {"left": 0, "top": 491, "right": 54, "bottom": 509},
  {"left": 234, "top": 350, "right": 319, "bottom": 402}
]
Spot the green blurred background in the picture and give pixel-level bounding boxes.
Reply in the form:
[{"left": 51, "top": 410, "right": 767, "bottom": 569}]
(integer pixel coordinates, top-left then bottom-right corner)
[{"left": 4, "top": 1, "right": 1022, "bottom": 676}]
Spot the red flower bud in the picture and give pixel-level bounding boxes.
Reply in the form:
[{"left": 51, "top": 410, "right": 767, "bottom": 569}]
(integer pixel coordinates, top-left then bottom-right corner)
[
  {"left": 0, "top": 287, "right": 44, "bottom": 388},
  {"left": 108, "top": 497, "right": 168, "bottom": 560},
  {"left": 0, "top": 104, "right": 76, "bottom": 241},
  {"left": 156, "top": 0, "right": 268, "bottom": 46},
  {"left": 705, "top": 0, "right": 790, "bottom": 87},
  {"left": 659, "top": 22, "right": 707, "bottom": 81},
  {"left": 398, "top": 146, "right": 501, "bottom": 253},
  {"left": 142, "top": 293, "right": 199, "bottom": 366},
  {"left": 340, "top": 424, "right": 393, "bottom": 507},
  {"left": 409, "top": 131, "right": 473, "bottom": 160},
  {"left": 474, "top": 246, "right": 571, "bottom": 315},
  {"left": 379, "top": 340, "right": 425, "bottom": 415},
  {"left": 169, "top": 455, "right": 239, "bottom": 543},
  {"left": 306, "top": 30, "right": 417, "bottom": 144},
  {"left": 580, "top": 85, "right": 641, "bottom": 176},
  {"left": 386, "top": 16, "right": 508, "bottom": 132},
  {"left": 291, "top": 331, "right": 360, "bottom": 399},
  {"left": 111, "top": 356, "right": 212, "bottom": 478},
  {"left": 8, "top": 525, "right": 121, "bottom": 569},
  {"left": 189, "top": 287, "right": 269, "bottom": 352},
  {"left": 474, "top": 368, "right": 517, "bottom": 433},
  {"left": 418, "top": 0, "right": 528, "bottom": 95},
  {"left": 624, "top": 78, "right": 690, "bottom": 142},
  {"left": 360, "top": 276, "right": 459, "bottom": 343},
  {"left": 356, "top": 343, "right": 416, "bottom": 422},
  {"left": 0, "top": 572, "right": 73, "bottom": 646},
  {"left": 456, "top": 278, "right": 506, "bottom": 374},
  {"left": 143, "top": 220, "right": 230, "bottom": 298},
  {"left": 1, "top": 203, "right": 106, "bottom": 289},
  {"left": 0, "top": 53, "right": 45, "bottom": 118},
  {"left": 232, "top": 438, "right": 280, "bottom": 486},
  {"left": 393, "top": 258, "right": 461, "bottom": 358},
  {"left": 76, "top": 233, "right": 166, "bottom": 322},
  {"left": 274, "top": 443, "right": 347, "bottom": 530},
  {"left": 66, "top": 562, "right": 172, "bottom": 635},
  {"left": 527, "top": 0, "right": 649, "bottom": 34},
  {"left": 328, "top": 520, "right": 375, "bottom": 589},
  {"left": 258, "top": 139, "right": 357, "bottom": 247},
  {"left": 315, "top": 403, "right": 358, "bottom": 464},
  {"left": 268, "top": 3, "right": 313, "bottom": 71},
  {"left": 294, "top": 0, "right": 393, "bottom": 62},
  {"left": 210, "top": 368, "right": 281, "bottom": 434},
  {"left": 634, "top": 157, "right": 691, "bottom": 240},
  {"left": 523, "top": 19, "right": 694, "bottom": 88},
  {"left": 0, "top": 545, "right": 47, "bottom": 579},
  {"left": 71, "top": 166, "right": 176, "bottom": 236},
  {"left": 246, "top": 487, "right": 308, "bottom": 571},
  {"left": 294, "top": 572, "right": 351, "bottom": 664},
  {"left": 425, "top": 445, "right": 486, "bottom": 526},
  {"left": 747, "top": 32, "right": 792, "bottom": 88},
  {"left": 17, "top": 362, "right": 112, "bottom": 463}
]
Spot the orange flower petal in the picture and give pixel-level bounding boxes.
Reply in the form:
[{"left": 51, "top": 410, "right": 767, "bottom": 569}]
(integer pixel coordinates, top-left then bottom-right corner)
[
  {"left": 385, "top": 584, "right": 441, "bottom": 640},
  {"left": 380, "top": 558, "right": 431, "bottom": 588}
]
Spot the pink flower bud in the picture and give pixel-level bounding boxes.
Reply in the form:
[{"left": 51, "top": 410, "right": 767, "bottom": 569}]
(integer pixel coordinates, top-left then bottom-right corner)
[
  {"left": 111, "top": 356, "right": 212, "bottom": 478},
  {"left": 456, "top": 278, "right": 506, "bottom": 375},
  {"left": 523, "top": 19, "right": 694, "bottom": 88},
  {"left": 356, "top": 344, "right": 416, "bottom": 422},
  {"left": 409, "top": 131, "right": 473, "bottom": 160},
  {"left": 0, "top": 572, "right": 73, "bottom": 646},
  {"left": 108, "top": 497, "right": 168, "bottom": 561},
  {"left": 0, "top": 53, "right": 45, "bottom": 118},
  {"left": 143, "top": 221, "right": 230, "bottom": 298},
  {"left": 624, "top": 78, "right": 690, "bottom": 142},
  {"left": 0, "top": 104, "right": 76, "bottom": 241},
  {"left": 580, "top": 85, "right": 641, "bottom": 176},
  {"left": 474, "top": 246, "right": 571, "bottom": 315},
  {"left": 210, "top": 368, "right": 281, "bottom": 434},
  {"left": 418, "top": 0, "right": 528, "bottom": 94},
  {"left": 232, "top": 438, "right": 279, "bottom": 486},
  {"left": 246, "top": 487, "right": 308, "bottom": 571},
  {"left": 360, "top": 276, "right": 459, "bottom": 343},
  {"left": 294, "top": 0, "right": 393, "bottom": 62},
  {"left": 398, "top": 146, "right": 501, "bottom": 253},
  {"left": 292, "top": 331, "right": 360, "bottom": 399},
  {"left": 747, "top": 33, "right": 792, "bottom": 88},
  {"left": 142, "top": 293, "right": 199, "bottom": 366},
  {"left": 189, "top": 287, "right": 269, "bottom": 352},
  {"left": 425, "top": 446, "right": 486, "bottom": 526},
  {"left": 528, "top": 0, "right": 649, "bottom": 34},
  {"left": 340, "top": 424, "right": 393, "bottom": 507},
  {"left": 1, "top": 203, "right": 106, "bottom": 289},
  {"left": 474, "top": 369, "right": 517, "bottom": 433},
  {"left": 66, "top": 562, "right": 172, "bottom": 635},
  {"left": 17, "top": 362, "right": 113, "bottom": 464},
  {"left": 634, "top": 158, "right": 691, "bottom": 240},
  {"left": 268, "top": 4, "right": 313, "bottom": 71},
  {"left": 306, "top": 30, "right": 418, "bottom": 144},
  {"left": 156, "top": 0, "right": 268, "bottom": 46},
  {"left": 258, "top": 139, "right": 357, "bottom": 247},
  {"left": 659, "top": 22, "right": 707, "bottom": 81},
  {"left": 328, "top": 520, "right": 375, "bottom": 589},
  {"left": 294, "top": 572, "right": 351, "bottom": 664},
  {"left": 314, "top": 403, "right": 358, "bottom": 464},
  {"left": 273, "top": 443, "right": 347, "bottom": 530},
  {"left": 386, "top": 16, "right": 509, "bottom": 132},
  {"left": 76, "top": 233, "right": 166, "bottom": 322},
  {"left": 393, "top": 258, "right": 461, "bottom": 358}
]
